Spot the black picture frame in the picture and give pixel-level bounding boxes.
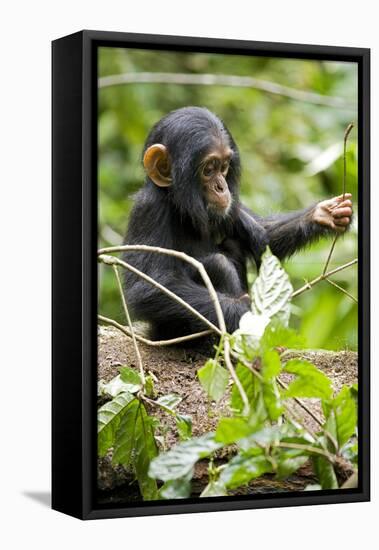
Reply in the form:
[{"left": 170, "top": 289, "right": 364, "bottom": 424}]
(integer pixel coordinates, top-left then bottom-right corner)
[{"left": 52, "top": 30, "right": 370, "bottom": 520}]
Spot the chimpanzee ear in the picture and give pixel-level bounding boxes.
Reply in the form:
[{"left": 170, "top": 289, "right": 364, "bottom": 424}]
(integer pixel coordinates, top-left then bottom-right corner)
[{"left": 143, "top": 144, "right": 172, "bottom": 187}]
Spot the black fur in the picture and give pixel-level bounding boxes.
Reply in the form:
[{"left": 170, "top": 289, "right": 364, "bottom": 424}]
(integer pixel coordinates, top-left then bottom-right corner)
[{"left": 123, "top": 107, "right": 332, "bottom": 339}]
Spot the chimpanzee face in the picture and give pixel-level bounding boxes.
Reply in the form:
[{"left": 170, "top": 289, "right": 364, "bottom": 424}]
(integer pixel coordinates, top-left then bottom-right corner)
[
  {"left": 142, "top": 107, "right": 240, "bottom": 227},
  {"left": 198, "top": 142, "right": 233, "bottom": 214}
]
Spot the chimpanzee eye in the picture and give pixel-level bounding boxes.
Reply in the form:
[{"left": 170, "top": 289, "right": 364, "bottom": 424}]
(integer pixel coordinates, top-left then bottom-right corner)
[
  {"left": 203, "top": 160, "right": 217, "bottom": 177},
  {"left": 221, "top": 161, "right": 229, "bottom": 175}
]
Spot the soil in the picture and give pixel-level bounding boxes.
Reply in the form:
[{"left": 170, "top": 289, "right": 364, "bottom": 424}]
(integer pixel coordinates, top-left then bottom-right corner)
[{"left": 97, "top": 326, "right": 358, "bottom": 501}]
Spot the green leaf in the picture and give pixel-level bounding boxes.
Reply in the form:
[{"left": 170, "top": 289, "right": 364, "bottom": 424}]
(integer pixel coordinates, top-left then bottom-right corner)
[
  {"left": 159, "top": 476, "right": 192, "bottom": 499},
  {"left": 144, "top": 375, "right": 155, "bottom": 398},
  {"left": 313, "top": 456, "right": 338, "bottom": 489},
  {"left": 261, "top": 350, "right": 282, "bottom": 381},
  {"left": 261, "top": 322, "right": 304, "bottom": 351},
  {"left": 262, "top": 382, "right": 283, "bottom": 421},
  {"left": 251, "top": 247, "right": 293, "bottom": 325},
  {"left": 233, "top": 312, "right": 270, "bottom": 354},
  {"left": 112, "top": 399, "right": 140, "bottom": 466},
  {"left": 330, "top": 386, "right": 357, "bottom": 449},
  {"left": 156, "top": 393, "right": 182, "bottom": 412},
  {"left": 118, "top": 366, "right": 142, "bottom": 393},
  {"left": 220, "top": 453, "right": 272, "bottom": 489},
  {"left": 284, "top": 359, "right": 333, "bottom": 400},
  {"left": 198, "top": 359, "right": 229, "bottom": 402},
  {"left": 149, "top": 433, "right": 221, "bottom": 481},
  {"left": 231, "top": 363, "right": 256, "bottom": 413},
  {"left": 215, "top": 417, "right": 252, "bottom": 444},
  {"left": 176, "top": 414, "right": 192, "bottom": 441},
  {"left": 97, "top": 392, "right": 135, "bottom": 457},
  {"left": 341, "top": 440, "right": 358, "bottom": 465},
  {"left": 98, "top": 375, "right": 134, "bottom": 398},
  {"left": 275, "top": 448, "right": 309, "bottom": 479},
  {"left": 200, "top": 480, "right": 227, "bottom": 497},
  {"left": 133, "top": 403, "right": 159, "bottom": 500}
]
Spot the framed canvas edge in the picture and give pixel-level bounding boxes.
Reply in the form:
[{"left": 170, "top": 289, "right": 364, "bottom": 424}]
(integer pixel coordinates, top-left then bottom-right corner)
[{"left": 52, "top": 30, "right": 370, "bottom": 520}]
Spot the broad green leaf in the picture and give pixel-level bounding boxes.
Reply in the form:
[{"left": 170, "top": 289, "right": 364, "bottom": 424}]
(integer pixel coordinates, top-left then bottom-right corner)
[
  {"left": 97, "top": 392, "right": 135, "bottom": 457},
  {"left": 118, "top": 366, "right": 142, "bottom": 393},
  {"left": 251, "top": 248, "right": 293, "bottom": 325},
  {"left": 176, "top": 414, "right": 192, "bottom": 441},
  {"left": 220, "top": 453, "right": 272, "bottom": 489},
  {"left": 262, "top": 382, "right": 283, "bottom": 421},
  {"left": 240, "top": 425, "right": 282, "bottom": 450},
  {"left": 98, "top": 375, "right": 134, "bottom": 398},
  {"left": 215, "top": 417, "right": 252, "bottom": 444},
  {"left": 313, "top": 456, "right": 338, "bottom": 489},
  {"left": 261, "top": 350, "right": 282, "bottom": 381},
  {"left": 112, "top": 399, "right": 140, "bottom": 466},
  {"left": 231, "top": 363, "right": 256, "bottom": 413},
  {"left": 275, "top": 448, "right": 309, "bottom": 479},
  {"left": 133, "top": 403, "right": 159, "bottom": 500},
  {"left": 149, "top": 433, "right": 221, "bottom": 481},
  {"left": 198, "top": 359, "right": 229, "bottom": 402},
  {"left": 233, "top": 312, "right": 270, "bottom": 354},
  {"left": 259, "top": 350, "right": 284, "bottom": 420},
  {"left": 284, "top": 359, "right": 333, "bottom": 400},
  {"left": 330, "top": 386, "right": 357, "bottom": 449},
  {"left": 200, "top": 480, "right": 227, "bottom": 497},
  {"left": 156, "top": 393, "right": 182, "bottom": 412},
  {"left": 261, "top": 322, "right": 304, "bottom": 351},
  {"left": 159, "top": 476, "right": 192, "bottom": 499}
]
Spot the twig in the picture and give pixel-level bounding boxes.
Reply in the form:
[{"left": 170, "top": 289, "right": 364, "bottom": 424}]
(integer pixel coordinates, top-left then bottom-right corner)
[
  {"left": 277, "top": 377, "right": 323, "bottom": 428},
  {"left": 112, "top": 265, "right": 145, "bottom": 386},
  {"left": 98, "top": 314, "right": 212, "bottom": 346},
  {"left": 325, "top": 278, "right": 358, "bottom": 303},
  {"left": 98, "top": 72, "right": 355, "bottom": 110},
  {"left": 322, "top": 122, "right": 354, "bottom": 275},
  {"left": 98, "top": 254, "right": 221, "bottom": 335},
  {"left": 98, "top": 245, "right": 250, "bottom": 412},
  {"left": 292, "top": 259, "right": 357, "bottom": 298},
  {"left": 277, "top": 442, "right": 336, "bottom": 464}
]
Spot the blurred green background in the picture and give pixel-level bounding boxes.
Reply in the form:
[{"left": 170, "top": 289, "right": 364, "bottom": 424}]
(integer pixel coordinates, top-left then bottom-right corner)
[{"left": 98, "top": 47, "right": 358, "bottom": 350}]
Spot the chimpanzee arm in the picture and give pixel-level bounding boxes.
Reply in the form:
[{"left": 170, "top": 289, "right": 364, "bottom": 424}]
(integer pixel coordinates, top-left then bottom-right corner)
[
  {"left": 126, "top": 276, "right": 250, "bottom": 337},
  {"left": 238, "top": 194, "right": 353, "bottom": 260}
]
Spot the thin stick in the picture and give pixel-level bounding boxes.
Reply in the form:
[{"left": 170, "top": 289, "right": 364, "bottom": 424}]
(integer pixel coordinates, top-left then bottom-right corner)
[
  {"left": 323, "top": 122, "right": 354, "bottom": 275},
  {"left": 112, "top": 265, "right": 145, "bottom": 386},
  {"left": 99, "top": 245, "right": 224, "bottom": 331},
  {"left": 98, "top": 72, "right": 355, "bottom": 110},
  {"left": 277, "top": 442, "right": 336, "bottom": 464},
  {"left": 277, "top": 377, "right": 324, "bottom": 428},
  {"left": 322, "top": 235, "right": 338, "bottom": 276},
  {"left": 292, "top": 258, "right": 357, "bottom": 298},
  {"left": 98, "top": 314, "right": 212, "bottom": 346},
  {"left": 98, "top": 245, "right": 249, "bottom": 411},
  {"left": 99, "top": 254, "right": 221, "bottom": 335},
  {"left": 325, "top": 278, "right": 358, "bottom": 303}
]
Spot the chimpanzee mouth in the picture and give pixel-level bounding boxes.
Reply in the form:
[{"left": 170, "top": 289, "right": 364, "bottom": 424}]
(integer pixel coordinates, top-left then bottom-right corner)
[{"left": 207, "top": 197, "right": 233, "bottom": 219}]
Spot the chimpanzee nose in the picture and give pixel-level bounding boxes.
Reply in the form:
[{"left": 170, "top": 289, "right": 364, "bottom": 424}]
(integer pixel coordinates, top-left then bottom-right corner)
[{"left": 215, "top": 180, "right": 226, "bottom": 193}]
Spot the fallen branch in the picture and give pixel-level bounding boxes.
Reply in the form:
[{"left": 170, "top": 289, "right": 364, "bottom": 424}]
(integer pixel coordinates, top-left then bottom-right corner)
[
  {"left": 292, "top": 258, "right": 357, "bottom": 298},
  {"left": 98, "top": 244, "right": 250, "bottom": 413},
  {"left": 98, "top": 72, "right": 355, "bottom": 110},
  {"left": 98, "top": 314, "right": 212, "bottom": 346}
]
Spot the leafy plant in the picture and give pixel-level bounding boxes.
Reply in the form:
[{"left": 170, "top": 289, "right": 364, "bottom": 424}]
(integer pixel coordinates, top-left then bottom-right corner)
[
  {"left": 98, "top": 248, "right": 358, "bottom": 500},
  {"left": 148, "top": 248, "right": 358, "bottom": 497}
]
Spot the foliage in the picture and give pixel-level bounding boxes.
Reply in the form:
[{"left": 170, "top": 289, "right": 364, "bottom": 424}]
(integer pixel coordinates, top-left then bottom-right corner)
[
  {"left": 98, "top": 48, "right": 358, "bottom": 349},
  {"left": 98, "top": 249, "right": 358, "bottom": 500}
]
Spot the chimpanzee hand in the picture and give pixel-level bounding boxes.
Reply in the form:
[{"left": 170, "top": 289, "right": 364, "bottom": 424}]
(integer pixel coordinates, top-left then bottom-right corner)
[{"left": 312, "top": 194, "right": 353, "bottom": 233}]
